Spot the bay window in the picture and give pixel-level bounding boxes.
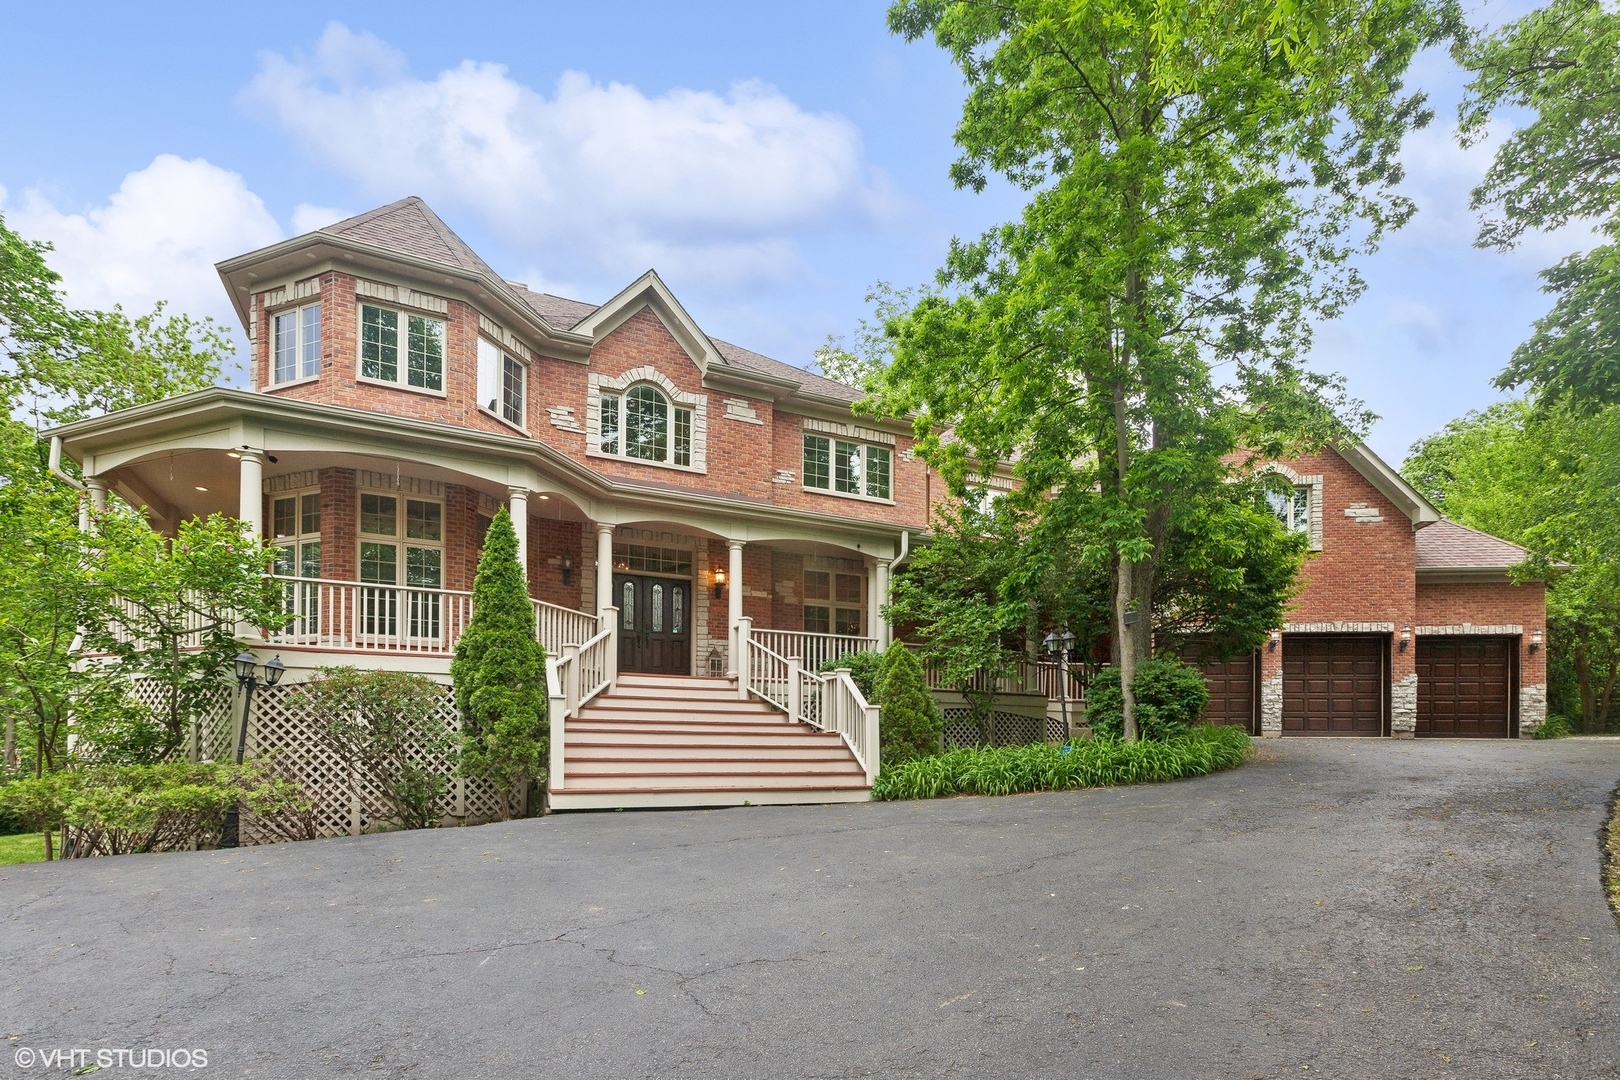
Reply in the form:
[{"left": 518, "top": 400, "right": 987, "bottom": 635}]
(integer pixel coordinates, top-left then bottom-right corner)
[
  {"left": 476, "top": 337, "right": 526, "bottom": 426},
  {"left": 272, "top": 302, "right": 321, "bottom": 384}
]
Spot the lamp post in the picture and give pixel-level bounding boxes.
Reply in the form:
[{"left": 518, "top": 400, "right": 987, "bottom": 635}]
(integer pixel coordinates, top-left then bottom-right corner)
[
  {"left": 219, "top": 651, "right": 285, "bottom": 849},
  {"left": 1042, "top": 629, "right": 1076, "bottom": 739}
]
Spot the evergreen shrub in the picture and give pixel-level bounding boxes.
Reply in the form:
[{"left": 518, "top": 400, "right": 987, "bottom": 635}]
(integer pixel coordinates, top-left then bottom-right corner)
[{"left": 1085, "top": 658, "right": 1209, "bottom": 741}]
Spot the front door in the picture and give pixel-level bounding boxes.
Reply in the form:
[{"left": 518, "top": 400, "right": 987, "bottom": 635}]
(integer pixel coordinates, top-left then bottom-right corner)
[{"left": 613, "top": 573, "right": 691, "bottom": 675}]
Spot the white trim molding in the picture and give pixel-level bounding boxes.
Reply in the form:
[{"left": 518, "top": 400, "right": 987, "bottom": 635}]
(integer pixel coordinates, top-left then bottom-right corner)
[{"left": 586, "top": 366, "right": 708, "bottom": 474}]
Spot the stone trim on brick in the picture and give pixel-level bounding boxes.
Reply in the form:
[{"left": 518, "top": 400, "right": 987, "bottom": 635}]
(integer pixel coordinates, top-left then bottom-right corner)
[
  {"left": 357, "top": 469, "right": 445, "bottom": 498},
  {"left": 1415, "top": 624, "right": 1524, "bottom": 636},
  {"left": 722, "top": 398, "right": 763, "bottom": 425},
  {"left": 585, "top": 366, "right": 708, "bottom": 474},
  {"left": 1283, "top": 622, "right": 1395, "bottom": 634},
  {"left": 1344, "top": 502, "right": 1385, "bottom": 524},
  {"left": 547, "top": 405, "right": 584, "bottom": 433},
  {"left": 802, "top": 415, "right": 896, "bottom": 445},
  {"left": 355, "top": 278, "right": 450, "bottom": 316},
  {"left": 1391, "top": 672, "right": 1417, "bottom": 737},
  {"left": 263, "top": 470, "right": 320, "bottom": 494},
  {"left": 1520, "top": 683, "right": 1547, "bottom": 734},
  {"left": 1260, "top": 673, "right": 1283, "bottom": 738},
  {"left": 476, "top": 313, "right": 533, "bottom": 362},
  {"left": 261, "top": 275, "right": 322, "bottom": 312}
]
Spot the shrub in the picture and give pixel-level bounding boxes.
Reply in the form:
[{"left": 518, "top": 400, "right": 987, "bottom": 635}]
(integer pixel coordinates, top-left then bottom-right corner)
[
  {"left": 451, "top": 508, "right": 548, "bottom": 819},
  {"left": 295, "top": 668, "right": 455, "bottom": 831},
  {"left": 0, "top": 762, "right": 308, "bottom": 858},
  {"left": 874, "top": 641, "right": 944, "bottom": 766},
  {"left": 819, "top": 651, "right": 885, "bottom": 700},
  {"left": 1084, "top": 658, "right": 1210, "bottom": 741},
  {"left": 1533, "top": 714, "right": 1576, "bottom": 740},
  {"left": 871, "top": 724, "right": 1252, "bottom": 800}
]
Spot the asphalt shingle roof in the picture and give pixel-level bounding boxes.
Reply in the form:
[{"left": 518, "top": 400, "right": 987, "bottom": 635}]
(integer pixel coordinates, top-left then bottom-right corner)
[
  {"left": 1416, "top": 519, "right": 1530, "bottom": 570},
  {"left": 315, "top": 197, "right": 861, "bottom": 404}
]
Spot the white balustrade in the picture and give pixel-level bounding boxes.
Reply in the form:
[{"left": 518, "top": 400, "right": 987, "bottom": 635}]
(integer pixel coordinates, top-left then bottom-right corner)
[
  {"left": 740, "top": 619, "right": 879, "bottom": 785},
  {"left": 750, "top": 629, "right": 879, "bottom": 673}
]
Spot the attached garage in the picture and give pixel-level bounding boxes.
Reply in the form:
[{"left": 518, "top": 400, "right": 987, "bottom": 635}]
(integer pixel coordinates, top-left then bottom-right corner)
[
  {"left": 1416, "top": 637, "right": 1515, "bottom": 738},
  {"left": 1282, "top": 635, "right": 1386, "bottom": 736},
  {"left": 1184, "top": 649, "right": 1258, "bottom": 733}
]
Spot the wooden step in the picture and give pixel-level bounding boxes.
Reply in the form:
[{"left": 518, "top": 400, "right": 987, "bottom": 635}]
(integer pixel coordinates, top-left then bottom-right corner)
[
  {"left": 614, "top": 674, "right": 736, "bottom": 690},
  {"left": 568, "top": 742, "right": 852, "bottom": 759},
  {"left": 566, "top": 720, "right": 822, "bottom": 738},
  {"left": 567, "top": 759, "right": 866, "bottom": 778},
  {"left": 581, "top": 700, "right": 780, "bottom": 718},
  {"left": 558, "top": 772, "right": 868, "bottom": 792},
  {"left": 546, "top": 787, "right": 871, "bottom": 810}
]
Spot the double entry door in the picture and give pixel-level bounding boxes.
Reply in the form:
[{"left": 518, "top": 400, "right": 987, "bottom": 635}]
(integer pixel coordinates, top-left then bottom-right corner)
[{"left": 614, "top": 574, "right": 691, "bottom": 675}]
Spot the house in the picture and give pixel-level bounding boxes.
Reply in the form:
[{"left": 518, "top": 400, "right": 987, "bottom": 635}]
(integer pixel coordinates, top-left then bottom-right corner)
[
  {"left": 44, "top": 197, "right": 1549, "bottom": 820},
  {"left": 1200, "top": 446, "right": 1549, "bottom": 738}
]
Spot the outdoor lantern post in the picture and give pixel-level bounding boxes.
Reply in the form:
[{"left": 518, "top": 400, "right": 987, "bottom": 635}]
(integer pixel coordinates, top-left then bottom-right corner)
[
  {"left": 219, "top": 651, "right": 285, "bottom": 849},
  {"left": 1042, "top": 630, "right": 1076, "bottom": 738}
]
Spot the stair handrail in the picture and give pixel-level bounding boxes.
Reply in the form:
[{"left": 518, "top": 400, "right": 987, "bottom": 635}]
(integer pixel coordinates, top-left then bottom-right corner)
[
  {"left": 546, "top": 606, "right": 617, "bottom": 800},
  {"left": 546, "top": 653, "right": 569, "bottom": 793},
  {"left": 740, "top": 618, "right": 877, "bottom": 784}
]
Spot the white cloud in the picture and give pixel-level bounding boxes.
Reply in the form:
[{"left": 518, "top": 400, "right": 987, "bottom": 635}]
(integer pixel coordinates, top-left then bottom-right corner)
[
  {"left": 240, "top": 22, "right": 887, "bottom": 286},
  {"left": 291, "top": 203, "right": 351, "bottom": 234},
  {"left": 3, "top": 155, "right": 282, "bottom": 323}
]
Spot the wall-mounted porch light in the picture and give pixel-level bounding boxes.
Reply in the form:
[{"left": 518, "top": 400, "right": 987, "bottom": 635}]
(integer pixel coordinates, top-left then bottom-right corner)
[
  {"left": 1399, "top": 626, "right": 1411, "bottom": 652},
  {"left": 560, "top": 553, "right": 574, "bottom": 585},
  {"left": 1269, "top": 629, "right": 1281, "bottom": 651},
  {"left": 712, "top": 567, "right": 727, "bottom": 599},
  {"left": 1530, "top": 628, "right": 1543, "bottom": 653}
]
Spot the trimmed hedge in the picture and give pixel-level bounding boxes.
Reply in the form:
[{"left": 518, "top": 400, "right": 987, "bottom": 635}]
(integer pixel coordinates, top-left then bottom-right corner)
[
  {"left": 1084, "top": 657, "right": 1210, "bottom": 741},
  {"left": 871, "top": 724, "right": 1252, "bottom": 800}
]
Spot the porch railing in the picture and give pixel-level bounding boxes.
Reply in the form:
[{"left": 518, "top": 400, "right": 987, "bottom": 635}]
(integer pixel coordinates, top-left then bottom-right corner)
[
  {"left": 547, "top": 607, "right": 618, "bottom": 795},
  {"left": 738, "top": 616, "right": 878, "bottom": 785},
  {"left": 267, "top": 576, "right": 596, "bottom": 657},
  {"left": 750, "top": 629, "right": 880, "bottom": 672}
]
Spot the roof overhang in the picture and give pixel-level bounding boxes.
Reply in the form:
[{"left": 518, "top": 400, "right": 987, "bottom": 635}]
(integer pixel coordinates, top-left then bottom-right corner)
[
  {"left": 1334, "top": 441, "right": 1442, "bottom": 528},
  {"left": 572, "top": 270, "right": 724, "bottom": 373}
]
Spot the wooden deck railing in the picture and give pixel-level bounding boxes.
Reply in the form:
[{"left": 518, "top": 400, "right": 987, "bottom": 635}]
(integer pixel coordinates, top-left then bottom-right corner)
[{"left": 738, "top": 617, "right": 878, "bottom": 784}]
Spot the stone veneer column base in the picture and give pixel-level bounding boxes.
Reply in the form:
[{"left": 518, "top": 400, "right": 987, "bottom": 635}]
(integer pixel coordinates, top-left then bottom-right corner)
[
  {"left": 1390, "top": 673, "right": 1417, "bottom": 738},
  {"left": 1260, "top": 674, "right": 1283, "bottom": 738},
  {"left": 1519, "top": 683, "right": 1547, "bottom": 736}
]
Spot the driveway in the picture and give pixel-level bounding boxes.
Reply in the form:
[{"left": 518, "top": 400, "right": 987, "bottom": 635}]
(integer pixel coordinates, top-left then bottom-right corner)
[{"left": 4, "top": 739, "right": 1620, "bottom": 1080}]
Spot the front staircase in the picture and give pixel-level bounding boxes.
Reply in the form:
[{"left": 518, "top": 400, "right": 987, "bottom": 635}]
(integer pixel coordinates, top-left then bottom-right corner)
[{"left": 546, "top": 673, "right": 872, "bottom": 810}]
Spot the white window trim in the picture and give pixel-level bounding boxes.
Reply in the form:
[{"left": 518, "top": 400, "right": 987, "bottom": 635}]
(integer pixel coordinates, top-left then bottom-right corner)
[
  {"left": 1263, "top": 464, "right": 1323, "bottom": 552},
  {"left": 356, "top": 302, "right": 449, "bottom": 398},
  {"left": 268, "top": 301, "right": 322, "bottom": 387},
  {"left": 476, "top": 336, "right": 530, "bottom": 434},
  {"left": 355, "top": 492, "right": 446, "bottom": 580},
  {"left": 586, "top": 366, "right": 708, "bottom": 474},
  {"left": 801, "top": 434, "right": 896, "bottom": 504}
]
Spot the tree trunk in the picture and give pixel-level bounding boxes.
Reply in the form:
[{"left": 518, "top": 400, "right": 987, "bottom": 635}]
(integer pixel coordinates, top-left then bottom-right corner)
[
  {"left": 1112, "top": 372, "right": 1138, "bottom": 742},
  {"left": 43, "top": 829, "right": 54, "bottom": 861},
  {"left": 1575, "top": 638, "right": 1598, "bottom": 733}
]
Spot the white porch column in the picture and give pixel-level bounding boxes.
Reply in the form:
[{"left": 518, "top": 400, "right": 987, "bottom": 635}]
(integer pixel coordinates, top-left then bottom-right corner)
[
  {"left": 507, "top": 487, "right": 529, "bottom": 572},
  {"left": 596, "top": 524, "right": 615, "bottom": 620},
  {"left": 726, "top": 540, "right": 745, "bottom": 676},
  {"left": 237, "top": 451, "right": 263, "bottom": 540},
  {"left": 83, "top": 477, "right": 108, "bottom": 533},
  {"left": 875, "top": 559, "right": 892, "bottom": 649}
]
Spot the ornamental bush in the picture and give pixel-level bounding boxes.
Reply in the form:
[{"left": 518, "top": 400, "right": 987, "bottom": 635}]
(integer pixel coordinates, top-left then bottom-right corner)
[
  {"left": 874, "top": 641, "right": 944, "bottom": 766},
  {"left": 451, "top": 508, "right": 548, "bottom": 819},
  {"left": 1084, "top": 657, "right": 1210, "bottom": 741},
  {"left": 819, "top": 651, "right": 886, "bottom": 700},
  {"left": 871, "top": 724, "right": 1251, "bottom": 800}
]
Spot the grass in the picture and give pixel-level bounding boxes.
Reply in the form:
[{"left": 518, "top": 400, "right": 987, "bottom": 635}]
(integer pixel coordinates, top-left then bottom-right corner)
[
  {"left": 871, "top": 723, "right": 1253, "bottom": 801},
  {"left": 0, "top": 833, "right": 48, "bottom": 866}
]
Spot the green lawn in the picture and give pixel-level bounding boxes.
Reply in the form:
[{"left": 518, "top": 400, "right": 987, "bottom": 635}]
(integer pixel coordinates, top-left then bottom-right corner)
[{"left": 0, "top": 833, "right": 47, "bottom": 866}]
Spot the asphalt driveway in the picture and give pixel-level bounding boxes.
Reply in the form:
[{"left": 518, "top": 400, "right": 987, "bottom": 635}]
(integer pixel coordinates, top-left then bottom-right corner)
[{"left": 4, "top": 738, "right": 1620, "bottom": 1080}]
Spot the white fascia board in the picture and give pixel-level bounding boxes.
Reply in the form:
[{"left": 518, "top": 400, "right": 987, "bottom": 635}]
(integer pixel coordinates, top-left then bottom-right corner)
[
  {"left": 572, "top": 270, "right": 723, "bottom": 373},
  {"left": 1335, "top": 441, "right": 1441, "bottom": 527}
]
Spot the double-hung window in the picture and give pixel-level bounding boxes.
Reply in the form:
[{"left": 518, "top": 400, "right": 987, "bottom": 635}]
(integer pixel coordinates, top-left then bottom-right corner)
[
  {"left": 272, "top": 303, "right": 321, "bottom": 384},
  {"left": 357, "top": 493, "right": 444, "bottom": 640},
  {"left": 598, "top": 386, "right": 692, "bottom": 467},
  {"left": 803, "top": 435, "right": 891, "bottom": 500},
  {"left": 476, "top": 338, "right": 526, "bottom": 427},
  {"left": 271, "top": 492, "right": 322, "bottom": 636},
  {"left": 361, "top": 304, "right": 444, "bottom": 392}
]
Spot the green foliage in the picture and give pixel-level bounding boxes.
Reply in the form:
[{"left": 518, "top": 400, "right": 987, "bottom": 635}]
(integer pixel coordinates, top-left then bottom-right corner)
[
  {"left": 294, "top": 668, "right": 456, "bottom": 831},
  {"left": 871, "top": 0, "right": 1452, "bottom": 736},
  {"left": 451, "top": 508, "right": 548, "bottom": 819},
  {"left": 1084, "top": 658, "right": 1211, "bottom": 741},
  {"left": 819, "top": 651, "right": 886, "bottom": 700},
  {"left": 1458, "top": 0, "right": 1620, "bottom": 407},
  {"left": 0, "top": 762, "right": 308, "bottom": 858},
  {"left": 1533, "top": 714, "right": 1576, "bottom": 740},
  {"left": 874, "top": 641, "right": 944, "bottom": 766},
  {"left": 872, "top": 724, "right": 1251, "bottom": 800},
  {"left": 1403, "top": 401, "right": 1620, "bottom": 732}
]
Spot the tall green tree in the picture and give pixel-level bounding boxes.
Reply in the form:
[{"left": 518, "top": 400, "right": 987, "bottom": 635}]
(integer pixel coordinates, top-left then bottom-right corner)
[
  {"left": 1403, "top": 401, "right": 1620, "bottom": 731},
  {"left": 1458, "top": 0, "right": 1620, "bottom": 406},
  {"left": 874, "top": 0, "right": 1455, "bottom": 738},
  {"left": 452, "top": 508, "right": 548, "bottom": 819}
]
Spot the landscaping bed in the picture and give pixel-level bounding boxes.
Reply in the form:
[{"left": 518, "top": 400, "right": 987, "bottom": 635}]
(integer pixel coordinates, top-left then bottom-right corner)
[{"left": 871, "top": 724, "right": 1252, "bottom": 800}]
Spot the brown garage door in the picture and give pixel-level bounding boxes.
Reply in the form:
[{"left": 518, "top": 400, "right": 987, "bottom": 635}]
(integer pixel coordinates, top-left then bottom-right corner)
[
  {"left": 1282, "top": 635, "right": 1385, "bottom": 736},
  {"left": 1180, "top": 646, "right": 1257, "bottom": 732},
  {"left": 1416, "top": 637, "right": 1513, "bottom": 738}
]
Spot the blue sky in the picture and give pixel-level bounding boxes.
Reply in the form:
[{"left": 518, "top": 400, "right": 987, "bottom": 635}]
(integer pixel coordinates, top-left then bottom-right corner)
[{"left": 1, "top": 1, "right": 1585, "bottom": 463}]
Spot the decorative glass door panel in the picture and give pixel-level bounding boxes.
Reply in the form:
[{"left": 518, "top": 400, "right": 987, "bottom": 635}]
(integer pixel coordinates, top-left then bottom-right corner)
[{"left": 614, "top": 573, "right": 691, "bottom": 674}]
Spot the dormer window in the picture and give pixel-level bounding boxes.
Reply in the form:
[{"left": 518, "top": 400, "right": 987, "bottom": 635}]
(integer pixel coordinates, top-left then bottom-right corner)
[
  {"left": 588, "top": 368, "right": 704, "bottom": 471},
  {"left": 272, "top": 302, "right": 321, "bottom": 384},
  {"left": 361, "top": 303, "right": 444, "bottom": 393}
]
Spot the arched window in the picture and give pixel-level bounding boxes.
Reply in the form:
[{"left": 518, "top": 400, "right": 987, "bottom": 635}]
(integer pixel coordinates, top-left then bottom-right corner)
[{"left": 625, "top": 385, "right": 669, "bottom": 462}]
